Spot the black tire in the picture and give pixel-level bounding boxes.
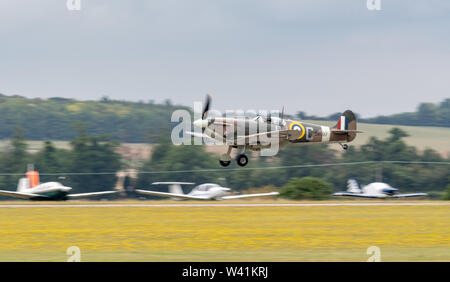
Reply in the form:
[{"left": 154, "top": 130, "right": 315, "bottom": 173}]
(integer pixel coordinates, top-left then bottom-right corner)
[
  {"left": 219, "top": 160, "right": 231, "bottom": 167},
  {"left": 342, "top": 144, "right": 349, "bottom": 150},
  {"left": 236, "top": 154, "right": 248, "bottom": 167}
]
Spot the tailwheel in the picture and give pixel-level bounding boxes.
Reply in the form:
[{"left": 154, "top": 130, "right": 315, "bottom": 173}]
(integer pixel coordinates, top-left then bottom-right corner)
[
  {"left": 236, "top": 154, "right": 249, "bottom": 167},
  {"left": 219, "top": 160, "right": 231, "bottom": 167},
  {"left": 340, "top": 143, "right": 349, "bottom": 150}
]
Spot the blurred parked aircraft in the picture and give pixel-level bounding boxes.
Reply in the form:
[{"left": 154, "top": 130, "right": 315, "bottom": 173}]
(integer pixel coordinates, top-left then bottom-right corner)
[
  {"left": 136, "top": 182, "right": 279, "bottom": 200},
  {"left": 333, "top": 179, "right": 428, "bottom": 198},
  {"left": 0, "top": 169, "right": 117, "bottom": 201}
]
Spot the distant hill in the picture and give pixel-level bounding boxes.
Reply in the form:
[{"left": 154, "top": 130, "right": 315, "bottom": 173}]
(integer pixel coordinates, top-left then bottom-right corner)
[
  {"left": 303, "top": 120, "right": 450, "bottom": 156},
  {"left": 1, "top": 122, "right": 448, "bottom": 160},
  {"left": 0, "top": 93, "right": 448, "bottom": 143},
  {"left": 0, "top": 94, "right": 190, "bottom": 143},
  {"left": 296, "top": 98, "right": 450, "bottom": 128}
]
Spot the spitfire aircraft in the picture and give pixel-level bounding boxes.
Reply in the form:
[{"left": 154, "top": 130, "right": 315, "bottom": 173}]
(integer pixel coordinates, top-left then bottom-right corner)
[
  {"left": 136, "top": 182, "right": 279, "bottom": 200},
  {"left": 333, "top": 179, "right": 428, "bottom": 198},
  {"left": 0, "top": 169, "right": 118, "bottom": 201},
  {"left": 188, "top": 95, "right": 362, "bottom": 167}
]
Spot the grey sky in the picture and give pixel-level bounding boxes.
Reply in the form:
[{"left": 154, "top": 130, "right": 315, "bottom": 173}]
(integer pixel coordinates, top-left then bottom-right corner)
[{"left": 0, "top": 1, "right": 449, "bottom": 118}]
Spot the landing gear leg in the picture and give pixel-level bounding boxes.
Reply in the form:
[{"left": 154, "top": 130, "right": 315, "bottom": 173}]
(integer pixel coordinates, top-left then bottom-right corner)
[{"left": 219, "top": 146, "right": 233, "bottom": 167}]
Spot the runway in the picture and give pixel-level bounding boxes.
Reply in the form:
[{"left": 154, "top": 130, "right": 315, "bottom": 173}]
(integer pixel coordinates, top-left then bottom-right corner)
[{"left": 0, "top": 202, "right": 449, "bottom": 208}]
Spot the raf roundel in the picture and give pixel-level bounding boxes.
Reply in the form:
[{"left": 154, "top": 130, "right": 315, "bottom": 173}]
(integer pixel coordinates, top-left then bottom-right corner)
[{"left": 289, "top": 122, "right": 305, "bottom": 140}]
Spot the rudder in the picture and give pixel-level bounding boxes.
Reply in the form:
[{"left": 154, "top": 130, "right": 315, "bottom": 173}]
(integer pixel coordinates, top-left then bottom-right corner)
[
  {"left": 334, "top": 110, "right": 357, "bottom": 142},
  {"left": 26, "top": 171, "right": 40, "bottom": 188},
  {"left": 17, "top": 178, "right": 30, "bottom": 192},
  {"left": 347, "top": 178, "right": 361, "bottom": 193}
]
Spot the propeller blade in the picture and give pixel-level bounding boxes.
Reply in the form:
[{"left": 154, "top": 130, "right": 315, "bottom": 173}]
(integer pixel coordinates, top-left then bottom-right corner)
[
  {"left": 202, "top": 94, "right": 212, "bottom": 120},
  {"left": 281, "top": 106, "right": 285, "bottom": 120}
]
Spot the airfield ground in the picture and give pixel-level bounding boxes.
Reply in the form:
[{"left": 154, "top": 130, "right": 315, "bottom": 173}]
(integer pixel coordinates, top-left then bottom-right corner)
[{"left": 0, "top": 200, "right": 448, "bottom": 261}]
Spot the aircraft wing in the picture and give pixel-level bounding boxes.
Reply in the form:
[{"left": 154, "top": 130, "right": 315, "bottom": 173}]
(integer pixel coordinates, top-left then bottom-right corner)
[
  {"left": 152, "top": 182, "right": 195, "bottom": 185},
  {"left": 135, "top": 189, "right": 209, "bottom": 200},
  {"left": 235, "top": 130, "right": 299, "bottom": 144},
  {"left": 213, "top": 122, "right": 233, "bottom": 126},
  {"left": 0, "top": 189, "right": 49, "bottom": 200},
  {"left": 66, "top": 190, "right": 118, "bottom": 199},
  {"left": 185, "top": 131, "right": 216, "bottom": 141},
  {"left": 332, "top": 192, "right": 383, "bottom": 198},
  {"left": 392, "top": 193, "right": 428, "bottom": 198},
  {"left": 189, "top": 129, "right": 303, "bottom": 144},
  {"left": 222, "top": 192, "right": 279, "bottom": 200}
]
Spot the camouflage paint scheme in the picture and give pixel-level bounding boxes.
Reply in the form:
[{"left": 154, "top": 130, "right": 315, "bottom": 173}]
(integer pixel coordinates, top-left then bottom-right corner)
[
  {"left": 190, "top": 95, "right": 360, "bottom": 166},
  {"left": 204, "top": 110, "right": 357, "bottom": 151}
]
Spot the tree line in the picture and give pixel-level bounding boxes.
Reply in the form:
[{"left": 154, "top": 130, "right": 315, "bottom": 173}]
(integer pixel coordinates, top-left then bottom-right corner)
[
  {"left": 136, "top": 128, "right": 449, "bottom": 199},
  {"left": 0, "top": 126, "right": 448, "bottom": 200},
  {"left": 0, "top": 94, "right": 448, "bottom": 145},
  {"left": 0, "top": 126, "right": 121, "bottom": 194},
  {"left": 0, "top": 94, "right": 189, "bottom": 143},
  {"left": 297, "top": 98, "right": 450, "bottom": 127}
]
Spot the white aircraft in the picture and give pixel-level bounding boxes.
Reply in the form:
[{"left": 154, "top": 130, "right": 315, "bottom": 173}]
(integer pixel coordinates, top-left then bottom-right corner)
[
  {"left": 333, "top": 179, "right": 428, "bottom": 198},
  {"left": 136, "top": 182, "right": 279, "bottom": 200},
  {"left": 0, "top": 170, "right": 118, "bottom": 201}
]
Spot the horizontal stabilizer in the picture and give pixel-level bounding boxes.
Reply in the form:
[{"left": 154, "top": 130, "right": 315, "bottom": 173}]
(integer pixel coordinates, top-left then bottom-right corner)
[{"left": 331, "top": 129, "right": 363, "bottom": 135}]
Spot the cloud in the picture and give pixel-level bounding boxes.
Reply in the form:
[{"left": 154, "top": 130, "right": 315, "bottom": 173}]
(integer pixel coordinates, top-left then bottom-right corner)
[{"left": 0, "top": 0, "right": 449, "bottom": 117}]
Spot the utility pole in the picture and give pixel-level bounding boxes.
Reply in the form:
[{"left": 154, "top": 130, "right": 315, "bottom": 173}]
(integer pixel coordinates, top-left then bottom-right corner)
[
  {"left": 376, "top": 162, "right": 383, "bottom": 182},
  {"left": 27, "top": 164, "right": 34, "bottom": 172}
]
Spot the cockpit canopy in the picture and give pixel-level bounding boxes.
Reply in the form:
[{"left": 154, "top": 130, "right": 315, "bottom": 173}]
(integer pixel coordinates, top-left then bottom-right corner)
[
  {"left": 268, "top": 116, "right": 286, "bottom": 126},
  {"left": 364, "top": 182, "right": 398, "bottom": 195},
  {"left": 39, "top": 182, "right": 64, "bottom": 188},
  {"left": 253, "top": 116, "right": 286, "bottom": 127},
  {"left": 195, "top": 183, "right": 220, "bottom": 191}
]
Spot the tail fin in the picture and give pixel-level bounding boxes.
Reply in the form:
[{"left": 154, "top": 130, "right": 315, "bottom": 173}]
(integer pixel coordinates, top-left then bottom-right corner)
[
  {"left": 347, "top": 178, "right": 361, "bottom": 193},
  {"left": 333, "top": 110, "right": 358, "bottom": 142},
  {"left": 17, "top": 178, "right": 30, "bottom": 192},
  {"left": 152, "top": 182, "right": 194, "bottom": 195},
  {"left": 169, "top": 184, "right": 184, "bottom": 195},
  {"left": 26, "top": 171, "right": 40, "bottom": 188}
]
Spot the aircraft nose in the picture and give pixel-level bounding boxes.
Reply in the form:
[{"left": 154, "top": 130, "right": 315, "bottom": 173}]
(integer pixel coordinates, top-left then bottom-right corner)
[{"left": 193, "top": 119, "right": 208, "bottom": 129}]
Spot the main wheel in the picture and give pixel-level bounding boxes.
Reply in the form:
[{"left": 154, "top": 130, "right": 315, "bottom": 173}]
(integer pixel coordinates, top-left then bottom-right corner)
[
  {"left": 219, "top": 160, "right": 231, "bottom": 167},
  {"left": 236, "top": 154, "right": 249, "bottom": 167},
  {"left": 342, "top": 144, "right": 349, "bottom": 150}
]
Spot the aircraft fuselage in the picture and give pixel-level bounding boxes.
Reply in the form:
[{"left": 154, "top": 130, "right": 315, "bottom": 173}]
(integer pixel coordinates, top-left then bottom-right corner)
[{"left": 24, "top": 182, "right": 72, "bottom": 201}]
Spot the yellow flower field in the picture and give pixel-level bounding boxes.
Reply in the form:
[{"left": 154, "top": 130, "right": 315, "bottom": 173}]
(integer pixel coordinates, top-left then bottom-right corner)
[{"left": 0, "top": 201, "right": 448, "bottom": 261}]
